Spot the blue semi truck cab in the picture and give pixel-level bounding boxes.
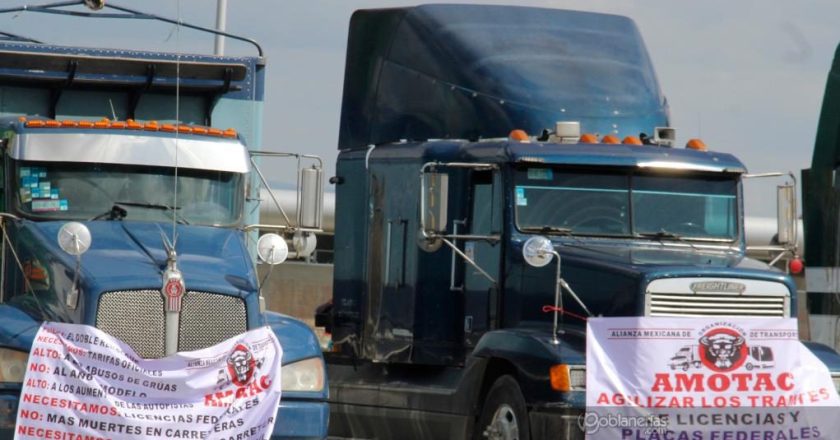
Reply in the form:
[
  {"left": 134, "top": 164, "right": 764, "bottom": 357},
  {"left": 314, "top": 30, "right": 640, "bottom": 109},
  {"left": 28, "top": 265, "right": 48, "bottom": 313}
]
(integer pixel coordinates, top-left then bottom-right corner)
[
  {"left": 0, "top": 3, "right": 327, "bottom": 439},
  {"left": 319, "top": 5, "right": 840, "bottom": 439}
]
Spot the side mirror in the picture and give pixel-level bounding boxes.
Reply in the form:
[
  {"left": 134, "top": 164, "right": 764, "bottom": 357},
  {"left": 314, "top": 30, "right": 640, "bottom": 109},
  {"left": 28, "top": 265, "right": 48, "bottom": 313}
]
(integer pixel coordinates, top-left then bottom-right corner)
[
  {"left": 57, "top": 222, "right": 92, "bottom": 256},
  {"left": 257, "top": 233, "right": 288, "bottom": 265},
  {"left": 421, "top": 172, "right": 449, "bottom": 235},
  {"left": 522, "top": 236, "right": 554, "bottom": 267},
  {"left": 299, "top": 165, "right": 323, "bottom": 230},
  {"left": 57, "top": 222, "right": 91, "bottom": 310},
  {"left": 776, "top": 183, "right": 796, "bottom": 245}
]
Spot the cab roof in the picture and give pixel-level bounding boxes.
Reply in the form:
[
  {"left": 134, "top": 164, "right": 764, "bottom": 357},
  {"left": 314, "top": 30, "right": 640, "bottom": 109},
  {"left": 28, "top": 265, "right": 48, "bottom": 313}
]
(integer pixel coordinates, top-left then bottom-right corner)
[{"left": 371, "top": 139, "right": 747, "bottom": 174}]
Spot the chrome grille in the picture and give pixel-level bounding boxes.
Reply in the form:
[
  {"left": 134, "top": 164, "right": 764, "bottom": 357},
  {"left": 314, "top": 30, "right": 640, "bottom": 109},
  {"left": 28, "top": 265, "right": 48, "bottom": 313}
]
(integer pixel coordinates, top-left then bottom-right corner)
[
  {"left": 179, "top": 292, "right": 247, "bottom": 352},
  {"left": 648, "top": 293, "right": 787, "bottom": 317},
  {"left": 97, "top": 290, "right": 166, "bottom": 358},
  {"left": 96, "top": 290, "right": 247, "bottom": 359}
]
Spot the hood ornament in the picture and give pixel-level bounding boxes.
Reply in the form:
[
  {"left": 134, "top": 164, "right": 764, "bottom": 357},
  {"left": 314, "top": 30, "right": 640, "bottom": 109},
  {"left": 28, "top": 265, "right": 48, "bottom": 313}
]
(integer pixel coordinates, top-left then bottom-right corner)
[{"left": 161, "top": 234, "right": 185, "bottom": 313}]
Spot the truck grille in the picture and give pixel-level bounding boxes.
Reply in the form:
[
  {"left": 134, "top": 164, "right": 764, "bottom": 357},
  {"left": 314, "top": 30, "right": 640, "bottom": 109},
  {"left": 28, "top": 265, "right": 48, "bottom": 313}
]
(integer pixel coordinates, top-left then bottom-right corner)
[
  {"left": 645, "top": 278, "right": 790, "bottom": 318},
  {"left": 648, "top": 293, "right": 787, "bottom": 317},
  {"left": 96, "top": 290, "right": 247, "bottom": 359}
]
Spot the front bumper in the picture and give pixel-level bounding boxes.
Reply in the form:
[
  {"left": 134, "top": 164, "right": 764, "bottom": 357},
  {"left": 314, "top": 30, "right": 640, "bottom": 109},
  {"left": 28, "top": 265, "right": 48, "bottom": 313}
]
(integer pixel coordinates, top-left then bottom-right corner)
[
  {"left": 272, "top": 399, "right": 329, "bottom": 439},
  {"left": 529, "top": 405, "right": 584, "bottom": 440},
  {"left": 0, "top": 391, "right": 327, "bottom": 440}
]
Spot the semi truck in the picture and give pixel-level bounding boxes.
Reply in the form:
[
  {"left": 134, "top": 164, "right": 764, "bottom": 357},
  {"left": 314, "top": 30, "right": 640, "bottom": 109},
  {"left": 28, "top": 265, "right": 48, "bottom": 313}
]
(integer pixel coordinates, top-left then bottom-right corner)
[
  {"left": 317, "top": 5, "right": 840, "bottom": 439},
  {"left": 0, "top": 2, "right": 327, "bottom": 439},
  {"left": 803, "top": 40, "right": 840, "bottom": 351}
]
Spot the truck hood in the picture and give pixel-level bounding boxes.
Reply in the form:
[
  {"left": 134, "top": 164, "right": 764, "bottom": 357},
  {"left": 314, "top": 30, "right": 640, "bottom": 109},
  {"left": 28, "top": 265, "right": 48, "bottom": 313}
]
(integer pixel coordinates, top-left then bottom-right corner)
[
  {"left": 510, "top": 239, "right": 793, "bottom": 324},
  {"left": 557, "top": 242, "right": 761, "bottom": 270},
  {"left": 19, "top": 220, "right": 256, "bottom": 297}
]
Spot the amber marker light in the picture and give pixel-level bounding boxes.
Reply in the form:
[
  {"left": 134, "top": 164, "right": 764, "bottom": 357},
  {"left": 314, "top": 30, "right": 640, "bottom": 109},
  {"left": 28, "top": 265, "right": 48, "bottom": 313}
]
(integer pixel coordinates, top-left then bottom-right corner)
[
  {"left": 686, "top": 139, "right": 707, "bottom": 151},
  {"left": 622, "top": 136, "right": 642, "bottom": 145},
  {"left": 601, "top": 134, "right": 620, "bottom": 144},
  {"left": 509, "top": 129, "right": 530, "bottom": 142},
  {"left": 578, "top": 133, "right": 598, "bottom": 144},
  {"left": 550, "top": 364, "right": 572, "bottom": 392}
]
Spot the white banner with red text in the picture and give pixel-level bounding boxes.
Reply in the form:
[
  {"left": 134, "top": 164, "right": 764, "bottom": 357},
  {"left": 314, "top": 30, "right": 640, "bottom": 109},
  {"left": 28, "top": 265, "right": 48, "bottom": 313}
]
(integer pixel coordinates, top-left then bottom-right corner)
[
  {"left": 14, "top": 322, "right": 282, "bottom": 440},
  {"left": 584, "top": 317, "right": 840, "bottom": 440}
]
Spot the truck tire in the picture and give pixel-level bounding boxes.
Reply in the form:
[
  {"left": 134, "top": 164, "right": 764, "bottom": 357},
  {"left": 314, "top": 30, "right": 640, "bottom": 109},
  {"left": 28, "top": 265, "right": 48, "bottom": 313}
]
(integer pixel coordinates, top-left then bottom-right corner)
[{"left": 473, "top": 375, "right": 530, "bottom": 440}]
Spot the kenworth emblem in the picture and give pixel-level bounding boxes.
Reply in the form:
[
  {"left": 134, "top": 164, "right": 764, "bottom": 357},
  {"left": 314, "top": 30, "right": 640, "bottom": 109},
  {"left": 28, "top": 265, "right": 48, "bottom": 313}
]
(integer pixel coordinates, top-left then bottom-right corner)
[
  {"left": 689, "top": 281, "right": 746, "bottom": 294},
  {"left": 161, "top": 239, "right": 185, "bottom": 312}
]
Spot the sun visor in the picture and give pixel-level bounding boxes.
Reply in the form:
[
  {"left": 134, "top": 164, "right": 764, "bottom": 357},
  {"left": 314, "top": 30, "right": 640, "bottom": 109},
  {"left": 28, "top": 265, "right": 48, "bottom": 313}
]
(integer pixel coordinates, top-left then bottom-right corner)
[{"left": 10, "top": 132, "right": 250, "bottom": 173}]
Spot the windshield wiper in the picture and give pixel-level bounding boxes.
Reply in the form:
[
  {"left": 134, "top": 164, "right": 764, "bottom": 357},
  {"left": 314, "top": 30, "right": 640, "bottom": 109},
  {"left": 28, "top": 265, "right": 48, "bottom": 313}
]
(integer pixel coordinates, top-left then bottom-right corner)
[
  {"left": 521, "top": 226, "right": 573, "bottom": 235},
  {"left": 91, "top": 201, "right": 190, "bottom": 224},
  {"left": 636, "top": 229, "right": 698, "bottom": 250},
  {"left": 636, "top": 230, "right": 682, "bottom": 240}
]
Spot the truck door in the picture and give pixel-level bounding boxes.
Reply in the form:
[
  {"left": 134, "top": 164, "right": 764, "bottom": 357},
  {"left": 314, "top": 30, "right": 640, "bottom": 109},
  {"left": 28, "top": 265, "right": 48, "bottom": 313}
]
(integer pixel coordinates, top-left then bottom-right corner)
[{"left": 461, "top": 170, "right": 502, "bottom": 346}]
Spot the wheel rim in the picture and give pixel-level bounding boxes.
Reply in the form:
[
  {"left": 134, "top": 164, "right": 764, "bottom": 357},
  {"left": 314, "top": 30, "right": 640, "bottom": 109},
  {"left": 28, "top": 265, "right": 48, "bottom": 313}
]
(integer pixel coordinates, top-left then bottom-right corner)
[{"left": 484, "top": 403, "right": 519, "bottom": 440}]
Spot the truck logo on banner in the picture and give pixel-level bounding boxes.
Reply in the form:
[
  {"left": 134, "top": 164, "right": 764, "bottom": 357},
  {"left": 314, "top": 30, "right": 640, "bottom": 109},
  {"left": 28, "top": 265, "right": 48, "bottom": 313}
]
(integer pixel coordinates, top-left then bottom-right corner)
[
  {"left": 697, "top": 325, "right": 747, "bottom": 371},
  {"left": 14, "top": 322, "right": 282, "bottom": 440},
  {"left": 584, "top": 317, "right": 840, "bottom": 439}
]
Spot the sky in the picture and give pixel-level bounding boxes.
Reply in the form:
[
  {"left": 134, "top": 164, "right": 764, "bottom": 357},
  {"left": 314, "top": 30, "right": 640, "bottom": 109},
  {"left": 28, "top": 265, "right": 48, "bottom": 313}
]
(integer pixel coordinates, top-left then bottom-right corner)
[{"left": 2, "top": 0, "right": 840, "bottom": 217}]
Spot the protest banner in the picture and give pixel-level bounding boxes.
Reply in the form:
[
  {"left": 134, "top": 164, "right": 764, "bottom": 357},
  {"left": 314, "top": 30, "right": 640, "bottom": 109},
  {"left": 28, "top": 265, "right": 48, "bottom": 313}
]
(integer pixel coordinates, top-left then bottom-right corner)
[
  {"left": 15, "top": 322, "right": 282, "bottom": 440},
  {"left": 584, "top": 317, "right": 840, "bottom": 439}
]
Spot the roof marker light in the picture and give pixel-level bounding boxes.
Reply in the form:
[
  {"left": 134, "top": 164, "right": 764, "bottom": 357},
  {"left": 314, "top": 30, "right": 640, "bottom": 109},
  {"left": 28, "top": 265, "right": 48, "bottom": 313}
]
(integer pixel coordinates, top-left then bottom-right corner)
[
  {"left": 144, "top": 121, "right": 159, "bottom": 131},
  {"left": 579, "top": 133, "right": 598, "bottom": 144},
  {"left": 44, "top": 120, "right": 61, "bottom": 128},
  {"left": 192, "top": 126, "right": 208, "bottom": 135},
  {"left": 110, "top": 121, "right": 126, "bottom": 129},
  {"left": 223, "top": 128, "right": 237, "bottom": 138},
  {"left": 126, "top": 120, "right": 142, "bottom": 130},
  {"left": 601, "top": 134, "right": 620, "bottom": 144},
  {"left": 93, "top": 119, "right": 110, "bottom": 129},
  {"left": 24, "top": 120, "right": 45, "bottom": 128},
  {"left": 78, "top": 120, "right": 94, "bottom": 128},
  {"left": 686, "top": 138, "right": 707, "bottom": 151},
  {"left": 208, "top": 128, "right": 223, "bottom": 136},
  {"left": 61, "top": 120, "right": 78, "bottom": 127},
  {"left": 509, "top": 129, "right": 530, "bottom": 142},
  {"left": 160, "top": 123, "right": 176, "bottom": 133},
  {"left": 177, "top": 125, "right": 193, "bottom": 134},
  {"left": 622, "top": 136, "right": 642, "bottom": 145}
]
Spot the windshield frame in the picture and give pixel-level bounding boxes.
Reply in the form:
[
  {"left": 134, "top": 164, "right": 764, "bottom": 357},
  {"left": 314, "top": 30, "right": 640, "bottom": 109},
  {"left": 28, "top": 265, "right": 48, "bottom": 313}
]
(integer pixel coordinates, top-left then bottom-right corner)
[
  {"left": 10, "top": 159, "right": 246, "bottom": 227},
  {"left": 511, "top": 164, "right": 742, "bottom": 243}
]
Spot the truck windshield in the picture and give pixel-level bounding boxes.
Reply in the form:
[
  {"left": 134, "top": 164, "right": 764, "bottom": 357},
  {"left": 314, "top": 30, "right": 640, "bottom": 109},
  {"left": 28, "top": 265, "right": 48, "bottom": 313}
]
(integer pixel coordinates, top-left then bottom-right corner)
[
  {"left": 14, "top": 161, "right": 243, "bottom": 226},
  {"left": 514, "top": 167, "right": 738, "bottom": 240}
]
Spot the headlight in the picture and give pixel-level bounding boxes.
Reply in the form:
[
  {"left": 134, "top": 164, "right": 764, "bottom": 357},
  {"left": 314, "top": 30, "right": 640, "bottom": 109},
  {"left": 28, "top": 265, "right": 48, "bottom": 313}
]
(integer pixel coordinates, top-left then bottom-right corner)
[
  {"left": 0, "top": 348, "right": 28, "bottom": 383},
  {"left": 281, "top": 357, "right": 324, "bottom": 392}
]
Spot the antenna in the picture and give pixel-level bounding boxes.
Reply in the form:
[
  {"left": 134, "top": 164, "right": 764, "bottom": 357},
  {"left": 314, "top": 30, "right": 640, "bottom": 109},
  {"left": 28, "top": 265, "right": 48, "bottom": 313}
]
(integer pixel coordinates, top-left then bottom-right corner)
[
  {"left": 108, "top": 98, "right": 117, "bottom": 121},
  {"left": 171, "top": 0, "right": 181, "bottom": 247}
]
